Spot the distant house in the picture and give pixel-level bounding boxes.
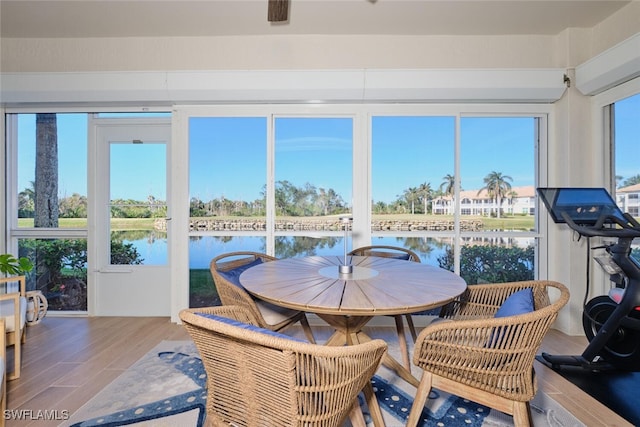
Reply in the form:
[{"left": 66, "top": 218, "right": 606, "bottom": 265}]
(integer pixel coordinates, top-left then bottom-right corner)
[
  {"left": 616, "top": 184, "right": 640, "bottom": 216},
  {"left": 432, "top": 186, "right": 536, "bottom": 216}
]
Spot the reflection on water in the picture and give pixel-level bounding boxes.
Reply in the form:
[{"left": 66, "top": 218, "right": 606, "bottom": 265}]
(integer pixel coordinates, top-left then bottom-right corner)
[
  {"left": 114, "top": 230, "right": 168, "bottom": 265},
  {"left": 187, "top": 235, "right": 453, "bottom": 268},
  {"left": 121, "top": 231, "right": 534, "bottom": 272}
]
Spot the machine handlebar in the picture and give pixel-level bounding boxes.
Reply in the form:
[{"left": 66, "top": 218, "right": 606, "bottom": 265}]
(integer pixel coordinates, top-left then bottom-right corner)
[{"left": 561, "top": 211, "right": 640, "bottom": 239}]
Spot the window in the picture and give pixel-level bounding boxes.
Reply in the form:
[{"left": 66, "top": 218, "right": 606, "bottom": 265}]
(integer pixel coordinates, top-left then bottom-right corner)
[
  {"left": 614, "top": 92, "right": 640, "bottom": 220},
  {"left": 158, "top": 106, "right": 545, "bottom": 306},
  {"left": 9, "top": 113, "right": 89, "bottom": 312},
  {"left": 273, "top": 116, "right": 353, "bottom": 258},
  {"left": 612, "top": 92, "right": 640, "bottom": 262},
  {"left": 458, "top": 116, "right": 537, "bottom": 284},
  {"left": 368, "top": 114, "right": 539, "bottom": 283},
  {"left": 7, "top": 112, "right": 171, "bottom": 313},
  {"left": 16, "top": 114, "right": 88, "bottom": 228},
  {"left": 188, "top": 116, "right": 267, "bottom": 307},
  {"left": 371, "top": 116, "right": 454, "bottom": 267}
]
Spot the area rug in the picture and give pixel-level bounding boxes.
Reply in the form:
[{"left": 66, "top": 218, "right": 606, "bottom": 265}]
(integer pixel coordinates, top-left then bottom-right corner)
[{"left": 62, "top": 341, "right": 584, "bottom": 427}]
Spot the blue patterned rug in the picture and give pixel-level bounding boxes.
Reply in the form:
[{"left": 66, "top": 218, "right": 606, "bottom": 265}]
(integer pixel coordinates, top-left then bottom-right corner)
[
  {"left": 370, "top": 375, "right": 490, "bottom": 426},
  {"left": 62, "top": 341, "right": 583, "bottom": 427}
]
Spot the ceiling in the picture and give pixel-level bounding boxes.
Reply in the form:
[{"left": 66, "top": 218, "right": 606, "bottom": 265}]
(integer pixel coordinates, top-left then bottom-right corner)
[{"left": 0, "top": 0, "right": 633, "bottom": 38}]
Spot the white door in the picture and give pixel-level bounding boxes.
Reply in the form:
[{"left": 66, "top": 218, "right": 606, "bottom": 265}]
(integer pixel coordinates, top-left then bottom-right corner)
[{"left": 90, "top": 118, "right": 171, "bottom": 316}]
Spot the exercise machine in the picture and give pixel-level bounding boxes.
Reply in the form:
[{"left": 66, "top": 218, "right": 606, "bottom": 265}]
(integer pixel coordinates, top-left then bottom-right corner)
[{"left": 537, "top": 187, "right": 640, "bottom": 371}]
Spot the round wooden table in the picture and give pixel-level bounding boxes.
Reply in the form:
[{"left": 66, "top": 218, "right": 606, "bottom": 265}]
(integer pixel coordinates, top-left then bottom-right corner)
[{"left": 240, "top": 255, "right": 467, "bottom": 388}]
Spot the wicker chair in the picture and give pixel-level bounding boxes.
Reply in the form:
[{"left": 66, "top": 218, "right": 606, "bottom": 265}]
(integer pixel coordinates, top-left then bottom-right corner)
[
  {"left": 180, "top": 306, "right": 388, "bottom": 427},
  {"left": 0, "top": 276, "right": 27, "bottom": 380},
  {"left": 348, "top": 245, "right": 421, "bottom": 369},
  {"left": 407, "top": 280, "right": 570, "bottom": 427},
  {"left": 210, "top": 251, "right": 316, "bottom": 343}
]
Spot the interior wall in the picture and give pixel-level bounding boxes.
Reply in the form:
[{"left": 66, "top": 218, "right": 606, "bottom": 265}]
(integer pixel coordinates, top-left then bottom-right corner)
[
  {"left": 1, "top": 34, "right": 561, "bottom": 72},
  {"left": 591, "top": 1, "right": 640, "bottom": 57}
]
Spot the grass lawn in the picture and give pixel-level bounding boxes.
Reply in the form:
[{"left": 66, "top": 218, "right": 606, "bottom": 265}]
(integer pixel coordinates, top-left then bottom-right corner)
[
  {"left": 189, "top": 268, "right": 220, "bottom": 307},
  {"left": 372, "top": 214, "right": 535, "bottom": 231},
  {"left": 18, "top": 218, "right": 157, "bottom": 229}
]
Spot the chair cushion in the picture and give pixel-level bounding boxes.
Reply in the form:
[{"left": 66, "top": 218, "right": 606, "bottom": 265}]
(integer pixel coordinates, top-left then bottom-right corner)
[
  {"left": 494, "top": 288, "right": 534, "bottom": 318},
  {"left": 218, "top": 258, "right": 263, "bottom": 287},
  {"left": 0, "top": 296, "right": 27, "bottom": 332},
  {"left": 255, "top": 299, "right": 305, "bottom": 326},
  {"left": 195, "top": 312, "right": 306, "bottom": 342}
]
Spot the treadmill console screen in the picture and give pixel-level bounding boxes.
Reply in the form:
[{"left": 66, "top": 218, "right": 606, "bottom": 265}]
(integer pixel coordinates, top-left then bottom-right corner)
[{"left": 537, "top": 187, "right": 627, "bottom": 226}]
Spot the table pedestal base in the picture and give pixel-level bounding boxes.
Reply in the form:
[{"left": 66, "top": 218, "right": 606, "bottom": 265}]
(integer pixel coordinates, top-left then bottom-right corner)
[{"left": 316, "top": 313, "right": 421, "bottom": 390}]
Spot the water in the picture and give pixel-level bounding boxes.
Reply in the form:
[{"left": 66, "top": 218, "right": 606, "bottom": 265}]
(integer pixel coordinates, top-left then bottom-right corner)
[
  {"left": 187, "top": 235, "right": 451, "bottom": 269},
  {"left": 124, "top": 231, "right": 533, "bottom": 271}
]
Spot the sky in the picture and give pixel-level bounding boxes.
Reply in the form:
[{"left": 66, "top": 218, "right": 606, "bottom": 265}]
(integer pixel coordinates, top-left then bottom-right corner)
[
  {"left": 15, "top": 93, "right": 639, "bottom": 204},
  {"left": 614, "top": 94, "right": 640, "bottom": 186}
]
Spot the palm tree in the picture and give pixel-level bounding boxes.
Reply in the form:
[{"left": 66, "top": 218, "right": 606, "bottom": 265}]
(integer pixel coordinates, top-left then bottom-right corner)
[
  {"left": 440, "top": 174, "right": 456, "bottom": 215},
  {"left": 418, "top": 182, "right": 432, "bottom": 214},
  {"left": 18, "top": 181, "right": 36, "bottom": 218},
  {"left": 622, "top": 174, "right": 640, "bottom": 187},
  {"left": 403, "top": 186, "right": 419, "bottom": 214},
  {"left": 373, "top": 201, "right": 387, "bottom": 214},
  {"left": 35, "top": 113, "right": 59, "bottom": 227},
  {"left": 478, "top": 171, "right": 513, "bottom": 218}
]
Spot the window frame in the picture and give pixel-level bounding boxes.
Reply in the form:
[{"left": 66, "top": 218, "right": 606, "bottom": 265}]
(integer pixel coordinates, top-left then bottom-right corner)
[{"left": 4, "top": 103, "right": 551, "bottom": 319}]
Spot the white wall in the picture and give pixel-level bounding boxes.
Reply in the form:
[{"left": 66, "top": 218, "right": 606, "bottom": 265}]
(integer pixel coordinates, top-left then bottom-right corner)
[
  {"left": 1, "top": 34, "right": 562, "bottom": 73},
  {"left": 1, "top": 1, "right": 638, "bottom": 74},
  {"left": 591, "top": 1, "right": 640, "bottom": 58}
]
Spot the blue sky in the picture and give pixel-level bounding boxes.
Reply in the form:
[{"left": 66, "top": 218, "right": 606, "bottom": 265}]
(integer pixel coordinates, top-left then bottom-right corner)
[
  {"left": 614, "top": 94, "right": 640, "bottom": 185},
  {"left": 15, "top": 94, "right": 639, "bottom": 204}
]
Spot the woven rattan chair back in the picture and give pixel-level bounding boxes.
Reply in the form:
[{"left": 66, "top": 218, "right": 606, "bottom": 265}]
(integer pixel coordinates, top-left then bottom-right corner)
[
  {"left": 210, "top": 252, "right": 276, "bottom": 326},
  {"left": 407, "top": 280, "right": 570, "bottom": 427},
  {"left": 180, "top": 306, "right": 387, "bottom": 427},
  {"left": 348, "top": 245, "right": 420, "bottom": 262},
  {"left": 210, "top": 251, "right": 316, "bottom": 343}
]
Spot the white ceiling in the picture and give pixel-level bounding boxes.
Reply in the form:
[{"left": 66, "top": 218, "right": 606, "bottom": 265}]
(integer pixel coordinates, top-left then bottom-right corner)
[{"left": 0, "top": 0, "right": 632, "bottom": 38}]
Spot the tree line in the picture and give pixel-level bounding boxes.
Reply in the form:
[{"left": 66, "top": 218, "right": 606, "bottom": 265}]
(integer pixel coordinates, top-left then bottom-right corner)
[
  {"left": 19, "top": 183, "right": 166, "bottom": 220},
  {"left": 190, "top": 180, "right": 349, "bottom": 217},
  {"left": 373, "top": 171, "right": 516, "bottom": 217},
  {"left": 19, "top": 170, "right": 517, "bottom": 220}
]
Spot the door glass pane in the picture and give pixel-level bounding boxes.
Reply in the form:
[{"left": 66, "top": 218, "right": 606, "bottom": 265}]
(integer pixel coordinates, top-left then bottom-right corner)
[
  {"left": 371, "top": 116, "right": 455, "bottom": 264},
  {"left": 274, "top": 117, "right": 353, "bottom": 236},
  {"left": 109, "top": 143, "right": 167, "bottom": 265},
  {"left": 16, "top": 113, "right": 88, "bottom": 228}
]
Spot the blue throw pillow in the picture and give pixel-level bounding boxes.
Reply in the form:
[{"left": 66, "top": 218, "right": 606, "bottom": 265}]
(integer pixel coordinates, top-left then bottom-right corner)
[
  {"left": 195, "top": 312, "right": 307, "bottom": 342},
  {"left": 218, "top": 257, "right": 263, "bottom": 287},
  {"left": 488, "top": 288, "right": 534, "bottom": 347},
  {"left": 494, "top": 288, "right": 534, "bottom": 318}
]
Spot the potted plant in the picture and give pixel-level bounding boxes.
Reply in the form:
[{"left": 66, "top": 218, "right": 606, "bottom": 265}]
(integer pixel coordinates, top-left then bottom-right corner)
[
  {"left": 0, "top": 253, "right": 45, "bottom": 324},
  {"left": 0, "top": 253, "right": 34, "bottom": 277}
]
